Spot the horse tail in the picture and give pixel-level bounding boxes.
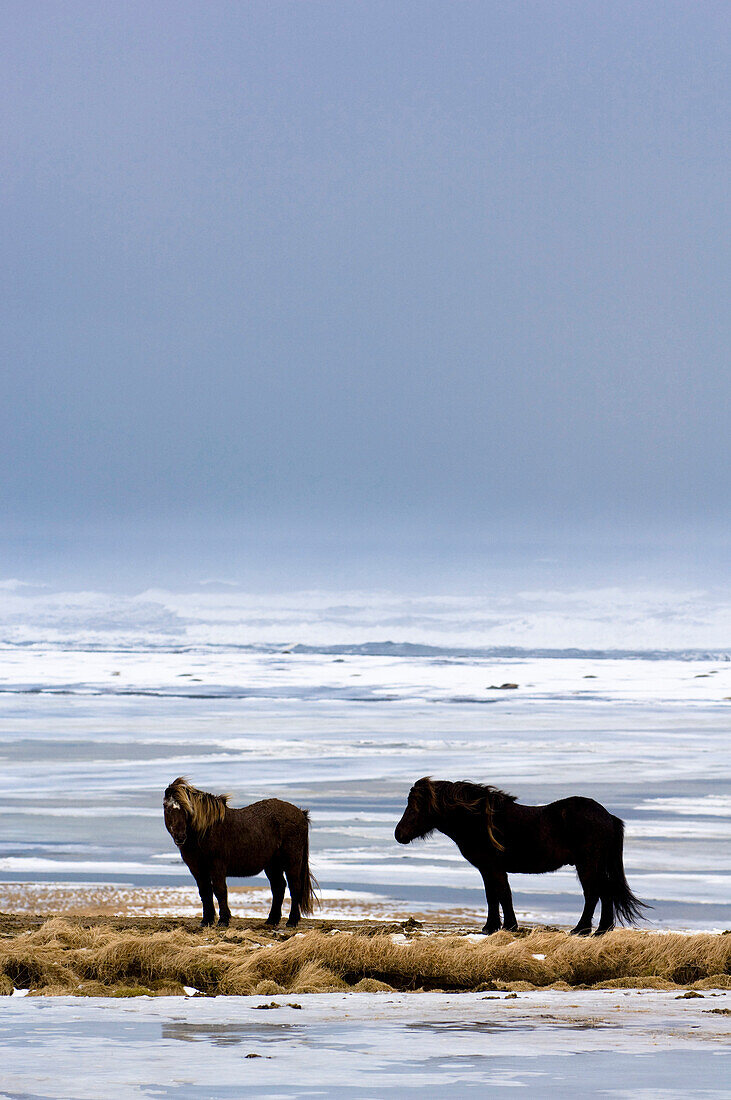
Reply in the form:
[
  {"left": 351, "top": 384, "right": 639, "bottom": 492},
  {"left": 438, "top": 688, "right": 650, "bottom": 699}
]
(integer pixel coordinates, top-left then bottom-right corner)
[
  {"left": 607, "top": 815, "right": 650, "bottom": 925},
  {"left": 298, "top": 810, "right": 319, "bottom": 916}
]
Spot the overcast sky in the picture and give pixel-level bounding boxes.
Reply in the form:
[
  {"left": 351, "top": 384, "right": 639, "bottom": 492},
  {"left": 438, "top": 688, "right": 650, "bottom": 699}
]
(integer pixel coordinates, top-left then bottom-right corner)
[{"left": 1, "top": 2, "right": 728, "bottom": 586}]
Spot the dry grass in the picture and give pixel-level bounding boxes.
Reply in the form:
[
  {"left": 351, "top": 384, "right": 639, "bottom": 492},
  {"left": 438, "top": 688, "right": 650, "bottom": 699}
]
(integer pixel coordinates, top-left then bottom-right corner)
[{"left": 0, "top": 917, "right": 728, "bottom": 997}]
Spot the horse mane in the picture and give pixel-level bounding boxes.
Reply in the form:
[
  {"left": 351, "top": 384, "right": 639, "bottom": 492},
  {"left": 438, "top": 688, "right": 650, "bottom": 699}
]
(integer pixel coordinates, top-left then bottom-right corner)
[
  {"left": 414, "top": 777, "right": 516, "bottom": 851},
  {"left": 165, "top": 777, "right": 230, "bottom": 836}
]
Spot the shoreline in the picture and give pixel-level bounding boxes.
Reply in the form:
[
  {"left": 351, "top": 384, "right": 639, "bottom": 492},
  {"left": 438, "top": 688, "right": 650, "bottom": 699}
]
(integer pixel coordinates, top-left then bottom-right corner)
[
  {"left": 0, "top": 882, "right": 484, "bottom": 927},
  {"left": 1, "top": 881, "right": 727, "bottom": 935}
]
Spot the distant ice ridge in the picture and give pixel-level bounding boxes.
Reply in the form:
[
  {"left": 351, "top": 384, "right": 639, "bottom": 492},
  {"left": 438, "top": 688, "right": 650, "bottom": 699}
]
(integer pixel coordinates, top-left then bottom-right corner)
[
  {"left": 1, "top": 581, "right": 730, "bottom": 652},
  {"left": 0, "top": 648, "right": 729, "bottom": 707},
  {"left": 288, "top": 642, "right": 731, "bottom": 661},
  {"left": 1, "top": 640, "right": 730, "bottom": 661}
]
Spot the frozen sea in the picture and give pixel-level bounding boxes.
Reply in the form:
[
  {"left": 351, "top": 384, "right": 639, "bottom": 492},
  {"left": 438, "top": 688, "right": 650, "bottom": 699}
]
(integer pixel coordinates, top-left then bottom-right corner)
[
  {"left": 1, "top": 991, "right": 729, "bottom": 1098},
  {"left": 0, "top": 585, "right": 729, "bottom": 1096},
  {"left": 0, "top": 622, "right": 729, "bottom": 930}
]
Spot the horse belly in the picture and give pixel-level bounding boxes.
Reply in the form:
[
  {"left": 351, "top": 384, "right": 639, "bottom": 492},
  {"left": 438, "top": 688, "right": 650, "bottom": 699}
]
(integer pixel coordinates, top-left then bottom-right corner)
[
  {"left": 226, "top": 858, "right": 265, "bottom": 879},
  {"left": 218, "top": 820, "right": 279, "bottom": 879},
  {"left": 504, "top": 838, "right": 571, "bottom": 874},
  {"left": 502, "top": 817, "right": 573, "bottom": 874},
  {"left": 507, "top": 856, "right": 566, "bottom": 874}
]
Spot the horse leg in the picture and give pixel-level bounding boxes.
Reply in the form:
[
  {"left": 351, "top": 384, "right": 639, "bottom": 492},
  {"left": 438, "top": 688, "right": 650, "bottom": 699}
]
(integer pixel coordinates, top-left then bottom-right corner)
[
  {"left": 211, "top": 864, "right": 231, "bottom": 927},
  {"left": 284, "top": 871, "right": 301, "bottom": 927},
  {"left": 571, "top": 865, "right": 599, "bottom": 935},
  {"left": 595, "top": 890, "right": 615, "bottom": 935},
  {"left": 196, "top": 873, "right": 216, "bottom": 927},
  {"left": 264, "top": 864, "right": 286, "bottom": 927},
  {"left": 479, "top": 868, "right": 503, "bottom": 934},
  {"left": 498, "top": 874, "right": 519, "bottom": 932},
  {"left": 283, "top": 854, "right": 303, "bottom": 927}
]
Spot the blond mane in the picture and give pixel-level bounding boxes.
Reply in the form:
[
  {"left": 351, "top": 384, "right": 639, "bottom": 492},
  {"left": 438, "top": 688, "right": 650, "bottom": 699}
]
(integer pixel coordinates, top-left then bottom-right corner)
[{"left": 166, "top": 777, "right": 230, "bottom": 835}]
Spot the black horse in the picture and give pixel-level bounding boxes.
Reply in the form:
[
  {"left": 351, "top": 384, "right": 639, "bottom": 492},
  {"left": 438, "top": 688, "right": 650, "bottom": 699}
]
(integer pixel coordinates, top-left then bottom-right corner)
[
  {"left": 164, "top": 778, "right": 318, "bottom": 927},
  {"left": 395, "top": 777, "right": 647, "bottom": 935}
]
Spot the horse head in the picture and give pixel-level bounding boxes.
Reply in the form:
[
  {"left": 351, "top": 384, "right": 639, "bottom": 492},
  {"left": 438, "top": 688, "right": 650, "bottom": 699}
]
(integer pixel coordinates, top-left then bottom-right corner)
[
  {"left": 164, "top": 776, "right": 229, "bottom": 849},
  {"left": 163, "top": 782, "right": 189, "bottom": 847},
  {"left": 394, "top": 777, "right": 437, "bottom": 843}
]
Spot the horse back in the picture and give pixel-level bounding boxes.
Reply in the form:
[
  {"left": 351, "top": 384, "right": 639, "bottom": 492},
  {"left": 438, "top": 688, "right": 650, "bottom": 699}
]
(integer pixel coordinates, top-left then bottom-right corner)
[
  {"left": 549, "top": 796, "right": 620, "bottom": 838},
  {"left": 198, "top": 798, "right": 309, "bottom": 877},
  {"left": 501, "top": 796, "right": 618, "bottom": 873}
]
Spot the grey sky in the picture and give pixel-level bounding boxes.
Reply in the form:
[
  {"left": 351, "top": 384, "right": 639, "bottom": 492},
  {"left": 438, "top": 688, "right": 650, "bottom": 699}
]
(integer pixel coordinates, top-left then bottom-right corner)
[{"left": 1, "top": 2, "right": 728, "bottom": 584}]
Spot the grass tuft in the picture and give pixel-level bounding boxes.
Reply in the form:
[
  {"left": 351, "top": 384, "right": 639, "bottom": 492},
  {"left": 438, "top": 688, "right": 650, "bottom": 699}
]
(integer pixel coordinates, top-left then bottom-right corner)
[{"left": 0, "top": 918, "right": 728, "bottom": 996}]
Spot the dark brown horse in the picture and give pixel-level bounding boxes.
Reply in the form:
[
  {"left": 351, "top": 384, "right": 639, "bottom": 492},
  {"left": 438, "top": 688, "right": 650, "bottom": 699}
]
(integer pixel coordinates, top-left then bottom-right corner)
[
  {"left": 395, "top": 777, "right": 648, "bottom": 935},
  {"left": 164, "top": 778, "right": 318, "bottom": 927}
]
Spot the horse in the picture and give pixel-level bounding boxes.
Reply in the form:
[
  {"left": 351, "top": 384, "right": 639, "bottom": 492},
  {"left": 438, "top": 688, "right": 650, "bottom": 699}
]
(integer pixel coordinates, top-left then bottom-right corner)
[
  {"left": 163, "top": 778, "right": 318, "bottom": 928},
  {"left": 394, "top": 777, "right": 648, "bottom": 935}
]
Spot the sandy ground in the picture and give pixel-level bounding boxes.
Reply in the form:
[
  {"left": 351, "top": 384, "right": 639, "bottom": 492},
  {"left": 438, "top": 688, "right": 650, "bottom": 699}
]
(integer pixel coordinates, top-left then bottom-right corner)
[{"left": 0, "top": 881, "right": 483, "bottom": 928}]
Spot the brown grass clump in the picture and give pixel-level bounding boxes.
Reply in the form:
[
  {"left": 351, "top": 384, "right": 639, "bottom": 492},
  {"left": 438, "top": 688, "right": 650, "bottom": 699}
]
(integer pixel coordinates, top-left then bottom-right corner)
[
  {"left": 542, "top": 930, "right": 731, "bottom": 987},
  {"left": 597, "top": 976, "right": 677, "bottom": 990},
  {"left": 252, "top": 980, "right": 285, "bottom": 996},
  {"left": 691, "top": 974, "right": 731, "bottom": 990},
  {"left": 0, "top": 918, "right": 728, "bottom": 996},
  {"left": 351, "top": 977, "right": 394, "bottom": 992},
  {"left": 76, "top": 981, "right": 111, "bottom": 997},
  {"left": 289, "top": 961, "right": 348, "bottom": 994},
  {"left": 0, "top": 935, "right": 77, "bottom": 991}
]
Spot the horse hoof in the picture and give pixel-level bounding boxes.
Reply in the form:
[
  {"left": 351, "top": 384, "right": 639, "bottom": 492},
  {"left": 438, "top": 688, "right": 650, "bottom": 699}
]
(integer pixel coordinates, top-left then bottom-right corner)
[
  {"left": 218, "top": 919, "right": 230, "bottom": 928},
  {"left": 503, "top": 923, "right": 519, "bottom": 933},
  {"left": 570, "top": 926, "right": 592, "bottom": 936},
  {"left": 481, "top": 925, "right": 501, "bottom": 935},
  {"left": 200, "top": 919, "right": 215, "bottom": 928},
  {"left": 265, "top": 918, "right": 280, "bottom": 927}
]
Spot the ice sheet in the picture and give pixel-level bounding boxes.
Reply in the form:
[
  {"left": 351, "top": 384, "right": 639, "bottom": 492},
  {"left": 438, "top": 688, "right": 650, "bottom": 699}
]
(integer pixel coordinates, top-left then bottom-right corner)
[
  {"left": 0, "top": 991, "right": 728, "bottom": 1098},
  {"left": 0, "top": 624, "right": 729, "bottom": 930}
]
